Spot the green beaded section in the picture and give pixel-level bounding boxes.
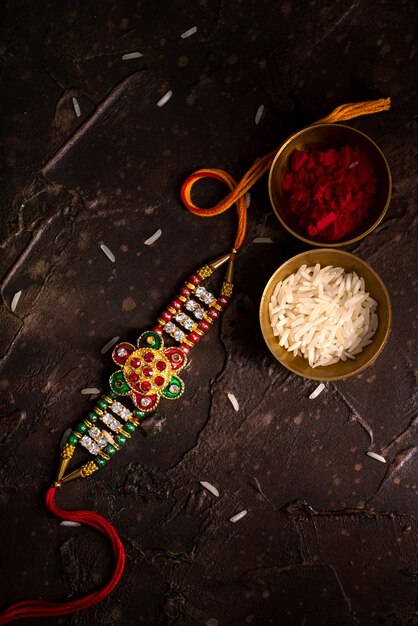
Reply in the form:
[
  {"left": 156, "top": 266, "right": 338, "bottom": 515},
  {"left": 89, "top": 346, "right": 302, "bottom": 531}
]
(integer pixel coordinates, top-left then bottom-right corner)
[
  {"left": 108, "top": 390, "right": 118, "bottom": 399},
  {"left": 114, "top": 433, "right": 127, "bottom": 446},
  {"left": 104, "top": 443, "right": 117, "bottom": 456},
  {"left": 137, "top": 330, "right": 162, "bottom": 349},
  {"left": 133, "top": 409, "right": 146, "bottom": 419},
  {"left": 96, "top": 398, "right": 109, "bottom": 411},
  {"left": 87, "top": 411, "right": 99, "bottom": 423},
  {"left": 124, "top": 421, "right": 136, "bottom": 434},
  {"left": 162, "top": 376, "right": 184, "bottom": 399},
  {"left": 66, "top": 434, "right": 78, "bottom": 446},
  {"left": 74, "top": 421, "right": 88, "bottom": 435},
  {"left": 109, "top": 371, "right": 130, "bottom": 395},
  {"left": 94, "top": 456, "right": 107, "bottom": 468}
]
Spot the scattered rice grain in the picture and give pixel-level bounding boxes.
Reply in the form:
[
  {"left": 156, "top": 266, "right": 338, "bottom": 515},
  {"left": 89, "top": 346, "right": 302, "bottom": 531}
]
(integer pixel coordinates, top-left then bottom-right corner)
[
  {"left": 100, "top": 244, "right": 115, "bottom": 262},
  {"left": 227, "top": 392, "right": 239, "bottom": 411},
  {"left": 200, "top": 481, "right": 219, "bottom": 497},
  {"left": 60, "top": 521, "right": 81, "bottom": 527},
  {"left": 366, "top": 451, "right": 386, "bottom": 464},
  {"left": 253, "top": 237, "right": 273, "bottom": 243},
  {"left": 81, "top": 387, "right": 101, "bottom": 395},
  {"left": 72, "top": 97, "right": 81, "bottom": 118},
  {"left": 122, "top": 51, "right": 143, "bottom": 60},
  {"left": 101, "top": 336, "right": 120, "bottom": 355},
  {"left": 255, "top": 104, "right": 264, "bottom": 125},
  {"left": 245, "top": 192, "right": 251, "bottom": 208},
  {"left": 309, "top": 383, "right": 325, "bottom": 399},
  {"left": 157, "top": 90, "right": 173, "bottom": 107},
  {"left": 60, "top": 428, "right": 73, "bottom": 449},
  {"left": 11, "top": 290, "right": 22, "bottom": 312},
  {"left": 230, "top": 510, "right": 247, "bottom": 523},
  {"left": 144, "top": 229, "right": 162, "bottom": 245},
  {"left": 181, "top": 26, "right": 197, "bottom": 38}
]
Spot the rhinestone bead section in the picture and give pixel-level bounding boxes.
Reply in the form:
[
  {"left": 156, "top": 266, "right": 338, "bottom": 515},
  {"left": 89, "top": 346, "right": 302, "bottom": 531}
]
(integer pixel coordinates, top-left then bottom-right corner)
[
  {"left": 102, "top": 412, "right": 122, "bottom": 432},
  {"left": 111, "top": 401, "right": 131, "bottom": 421},
  {"left": 185, "top": 299, "right": 198, "bottom": 312},
  {"left": 175, "top": 311, "right": 196, "bottom": 331},
  {"left": 80, "top": 435, "right": 100, "bottom": 455},
  {"left": 162, "top": 321, "right": 185, "bottom": 343},
  {"left": 195, "top": 286, "right": 215, "bottom": 305}
]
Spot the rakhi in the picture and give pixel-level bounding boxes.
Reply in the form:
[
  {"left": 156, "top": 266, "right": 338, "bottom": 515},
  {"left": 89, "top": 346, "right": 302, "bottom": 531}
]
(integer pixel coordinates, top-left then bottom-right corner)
[{"left": 0, "top": 98, "right": 390, "bottom": 625}]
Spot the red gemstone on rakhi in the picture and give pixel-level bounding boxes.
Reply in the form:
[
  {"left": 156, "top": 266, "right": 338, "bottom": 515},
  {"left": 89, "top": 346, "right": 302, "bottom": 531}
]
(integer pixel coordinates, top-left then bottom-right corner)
[
  {"left": 217, "top": 295, "right": 230, "bottom": 308},
  {"left": 171, "top": 299, "right": 182, "bottom": 310},
  {"left": 156, "top": 360, "right": 166, "bottom": 371},
  {"left": 180, "top": 343, "right": 190, "bottom": 354},
  {"left": 207, "top": 308, "right": 219, "bottom": 320},
  {"left": 152, "top": 325, "right": 163, "bottom": 335},
  {"left": 143, "top": 352, "right": 154, "bottom": 363},
  {"left": 180, "top": 286, "right": 191, "bottom": 297},
  {"left": 188, "top": 273, "right": 201, "bottom": 285},
  {"left": 154, "top": 375, "right": 165, "bottom": 387},
  {"left": 198, "top": 320, "right": 210, "bottom": 332},
  {"left": 129, "top": 372, "right": 139, "bottom": 383},
  {"left": 142, "top": 366, "right": 153, "bottom": 378},
  {"left": 131, "top": 358, "right": 141, "bottom": 369},
  {"left": 140, "top": 380, "right": 152, "bottom": 393},
  {"left": 188, "top": 331, "right": 200, "bottom": 344},
  {"left": 161, "top": 311, "right": 172, "bottom": 322}
]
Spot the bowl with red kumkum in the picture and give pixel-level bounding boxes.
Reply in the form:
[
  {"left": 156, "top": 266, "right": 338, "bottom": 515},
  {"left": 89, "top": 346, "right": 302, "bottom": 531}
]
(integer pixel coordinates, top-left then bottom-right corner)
[{"left": 268, "top": 123, "right": 392, "bottom": 247}]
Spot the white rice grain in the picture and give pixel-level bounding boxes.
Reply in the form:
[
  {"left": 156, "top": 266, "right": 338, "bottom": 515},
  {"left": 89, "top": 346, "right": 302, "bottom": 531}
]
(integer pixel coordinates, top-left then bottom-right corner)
[
  {"left": 122, "top": 52, "right": 143, "bottom": 60},
  {"left": 200, "top": 481, "right": 219, "bottom": 497},
  {"left": 230, "top": 510, "right": 247, "bottom": 523},
  {"left": 100, "top": 244, "right": 115, "bottom": 262},
  {"left": 144, "top": 229, "right": 162, "bottom": 245},
  {"left": 245, "top": 192, "right": 251, "bottom": 208},
  {"left": 309, "top": 383, "right": 325, "bottom": 399},
  {"left": 60, "top": 428, "right": 73, "bottom": 449},
  {"left": 255, "top": 104, "right": 264, "bottom": 125},
  {"left": 227, "top": 393, "right": 239, "bottom": 412},
  {"left": 101, "top": 336, "right": 120, "bottom": 355},
  {"left": 181, "top": 26, "right": 197, "bottom": 38},
  {"left": 11, "top": 290, "right": 22, "bottom": 312},
  {"left": 253, "top": 237, "right": 273, "bottom": 243},
  {"left": 81, "top": 387, "right": 101, "bottom": 395},
  {"left": 72, "top": 97, "right": 81, "bottom": 118},
  {"left": 366, "top": 451, "right": 386, "bottom": 464},
  {"left": 157, "top": 90, "right": 173, "bottom": 107},
  {"left": 60, "top": 521, "right": 81, "bottom": 527}
]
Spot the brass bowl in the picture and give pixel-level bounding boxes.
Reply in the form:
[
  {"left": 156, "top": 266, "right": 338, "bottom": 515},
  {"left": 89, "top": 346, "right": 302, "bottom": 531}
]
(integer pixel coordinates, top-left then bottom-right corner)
[
  {"left": 259, "top": 249, "right": 391, "bottom": 381},
  {"left": 268, "top": 123, "right": 392, "bottom": 247}
]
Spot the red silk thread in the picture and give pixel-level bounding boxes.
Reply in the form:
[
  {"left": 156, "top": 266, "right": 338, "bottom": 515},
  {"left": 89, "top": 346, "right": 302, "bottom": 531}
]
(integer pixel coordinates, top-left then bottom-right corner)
[{"left": 0, "top": 487, "right": 125, "bottom": 625}]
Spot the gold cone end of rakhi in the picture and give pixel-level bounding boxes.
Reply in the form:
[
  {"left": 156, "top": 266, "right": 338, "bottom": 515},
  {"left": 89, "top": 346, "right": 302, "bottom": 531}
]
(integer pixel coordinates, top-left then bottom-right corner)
[
  {"left": 56, "top": 457, "right": 71, "bottom": 482},
  {"left": 61, "top": 461, "right": 99, "bottom": 484},
  {"left": 225, "top": 255, "right": 235, "bottom": 284},
  {"left": 209, "top": 253, "right": 230, "bottom": 270}
]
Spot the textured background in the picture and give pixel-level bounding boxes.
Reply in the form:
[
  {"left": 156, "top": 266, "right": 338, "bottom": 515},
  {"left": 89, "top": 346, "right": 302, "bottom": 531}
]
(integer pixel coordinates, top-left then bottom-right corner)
[{"left": 0, "top": 1, "right": 417, "bottom": 625}]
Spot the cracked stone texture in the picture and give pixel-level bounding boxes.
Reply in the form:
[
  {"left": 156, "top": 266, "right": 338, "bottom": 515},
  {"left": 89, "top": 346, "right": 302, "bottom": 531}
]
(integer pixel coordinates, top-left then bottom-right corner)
[{"left": 0, "top": 1, "right": 417, "bottom": 625}]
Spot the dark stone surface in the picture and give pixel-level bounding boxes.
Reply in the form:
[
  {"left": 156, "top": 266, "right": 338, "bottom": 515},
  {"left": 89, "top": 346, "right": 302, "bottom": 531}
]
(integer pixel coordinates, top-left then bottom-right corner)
[{"left": 0, "top": 1, "right": 417, "bottom": 624}]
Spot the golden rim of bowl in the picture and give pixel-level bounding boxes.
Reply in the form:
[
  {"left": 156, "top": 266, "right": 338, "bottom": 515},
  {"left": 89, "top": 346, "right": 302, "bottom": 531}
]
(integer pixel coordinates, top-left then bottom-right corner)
[
  {"left": 259, "top": 248, "right": 392, "bottom": 381},
  {"left": 268, "top": 123, "right": 392, "bottom": 248}
]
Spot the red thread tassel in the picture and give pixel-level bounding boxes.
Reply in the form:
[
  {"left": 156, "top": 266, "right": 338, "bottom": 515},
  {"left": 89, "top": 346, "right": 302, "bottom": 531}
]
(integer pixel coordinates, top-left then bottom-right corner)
[{"left": 0, "top": 487, "right": 125, "bottom": 625}]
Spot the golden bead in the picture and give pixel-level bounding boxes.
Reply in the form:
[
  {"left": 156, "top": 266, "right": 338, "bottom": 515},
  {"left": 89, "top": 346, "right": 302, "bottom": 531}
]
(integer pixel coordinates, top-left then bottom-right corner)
[
  {"left": 61, "top": 444, "right": 75, "bottom": 460},
  {"left": 81, "top": 461, "right": 99, "bottom": 478}
]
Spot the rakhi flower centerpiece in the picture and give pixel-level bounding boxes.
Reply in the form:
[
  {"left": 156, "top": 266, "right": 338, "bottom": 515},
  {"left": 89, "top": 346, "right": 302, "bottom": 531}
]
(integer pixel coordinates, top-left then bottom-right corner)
[{"left": 110, "top": 330, "right": 187, "bottom": 412}]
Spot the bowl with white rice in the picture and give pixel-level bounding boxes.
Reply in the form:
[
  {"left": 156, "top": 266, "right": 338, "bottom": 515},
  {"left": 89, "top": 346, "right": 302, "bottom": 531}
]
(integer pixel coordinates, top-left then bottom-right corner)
[{"left": 260, "top": 249, "right": 391, "bottom": 380}]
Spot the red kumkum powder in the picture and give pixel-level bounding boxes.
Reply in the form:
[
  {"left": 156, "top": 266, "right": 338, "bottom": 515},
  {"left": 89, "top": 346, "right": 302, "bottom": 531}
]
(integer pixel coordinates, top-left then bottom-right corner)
[{"left": 282, "top": 145, "right": 376, "bottom": 241}]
